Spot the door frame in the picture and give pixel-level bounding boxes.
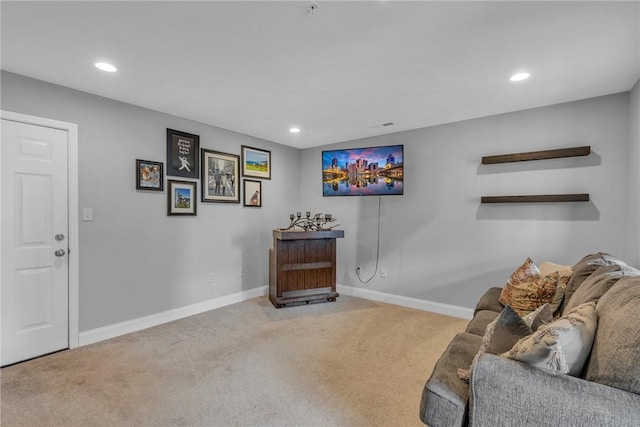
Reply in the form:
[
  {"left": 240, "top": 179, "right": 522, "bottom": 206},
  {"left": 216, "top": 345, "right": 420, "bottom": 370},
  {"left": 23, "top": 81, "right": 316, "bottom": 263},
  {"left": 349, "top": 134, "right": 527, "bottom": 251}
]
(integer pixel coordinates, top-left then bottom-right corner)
[{"left": 1, "top": 110, "right": 79, "bottom": 349}]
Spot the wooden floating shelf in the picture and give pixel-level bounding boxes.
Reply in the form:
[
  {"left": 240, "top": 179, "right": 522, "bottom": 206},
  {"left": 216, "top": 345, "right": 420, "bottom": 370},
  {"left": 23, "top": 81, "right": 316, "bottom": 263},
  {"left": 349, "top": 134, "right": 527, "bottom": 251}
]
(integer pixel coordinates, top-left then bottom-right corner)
[
  {"left": 481, "top": 194, "right": 590, "bottom": 204},
  {"left": 482, "top": 146, "right": 591, "bottom": 165}
]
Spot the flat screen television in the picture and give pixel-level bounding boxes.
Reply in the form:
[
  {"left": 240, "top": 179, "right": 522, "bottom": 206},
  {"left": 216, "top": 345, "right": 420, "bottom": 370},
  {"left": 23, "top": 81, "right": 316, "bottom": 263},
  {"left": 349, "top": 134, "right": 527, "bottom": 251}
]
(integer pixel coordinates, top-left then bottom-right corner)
[{"left": 322, "top": 145, "right": 404, "bottom": 196}]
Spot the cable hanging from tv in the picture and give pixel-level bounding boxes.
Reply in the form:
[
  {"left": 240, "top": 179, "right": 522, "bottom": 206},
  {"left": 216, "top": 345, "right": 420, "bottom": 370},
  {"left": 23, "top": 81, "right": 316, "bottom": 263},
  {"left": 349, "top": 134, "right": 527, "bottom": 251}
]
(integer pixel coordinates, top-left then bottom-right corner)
[{"left": 356, "top": 196, "right": 382, "bottom": 284}]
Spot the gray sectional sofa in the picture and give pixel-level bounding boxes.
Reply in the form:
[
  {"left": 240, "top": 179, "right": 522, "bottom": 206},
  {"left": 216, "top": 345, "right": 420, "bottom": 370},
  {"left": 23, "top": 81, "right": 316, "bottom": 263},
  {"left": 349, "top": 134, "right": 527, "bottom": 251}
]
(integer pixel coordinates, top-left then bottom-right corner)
[{"left": 419, "top": 253, "right": 640, "bottom": 426}]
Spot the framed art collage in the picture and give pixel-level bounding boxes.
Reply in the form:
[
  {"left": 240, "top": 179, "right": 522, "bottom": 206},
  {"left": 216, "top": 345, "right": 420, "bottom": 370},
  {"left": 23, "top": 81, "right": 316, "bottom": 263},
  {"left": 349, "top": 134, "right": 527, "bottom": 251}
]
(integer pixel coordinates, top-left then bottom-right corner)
[{"left": 136, "top": 129, "right": 270, "bottom": 213}]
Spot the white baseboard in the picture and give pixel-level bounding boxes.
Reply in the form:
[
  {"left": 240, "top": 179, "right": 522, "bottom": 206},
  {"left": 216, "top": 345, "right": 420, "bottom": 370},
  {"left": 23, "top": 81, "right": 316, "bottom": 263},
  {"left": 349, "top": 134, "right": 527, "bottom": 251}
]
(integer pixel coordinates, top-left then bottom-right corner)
[
  {"left": 79, "top": 286, "right": 268, "bottom": 346},
  {"left": 79, "top": 285, "right": 471, "bottom": 346},
  {"left": 337, "top": 285, "right": 474, "bottom": 320}
]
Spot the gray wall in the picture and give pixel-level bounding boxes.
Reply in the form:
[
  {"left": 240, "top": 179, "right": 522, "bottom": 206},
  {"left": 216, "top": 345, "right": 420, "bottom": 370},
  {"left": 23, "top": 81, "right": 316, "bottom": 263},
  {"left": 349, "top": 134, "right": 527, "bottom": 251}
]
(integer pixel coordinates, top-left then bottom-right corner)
[
  {"left": 3, "top": 70, "right": 637, "bottom": 327},
  {"left": 630, "top": 79, "right": 640, "bottom": 266},
  {"left": 1, "top": 71, "right": 300, "bottom": 331},
  {"left": 300, "top": 93, "right": 633, "bottom": 308}
]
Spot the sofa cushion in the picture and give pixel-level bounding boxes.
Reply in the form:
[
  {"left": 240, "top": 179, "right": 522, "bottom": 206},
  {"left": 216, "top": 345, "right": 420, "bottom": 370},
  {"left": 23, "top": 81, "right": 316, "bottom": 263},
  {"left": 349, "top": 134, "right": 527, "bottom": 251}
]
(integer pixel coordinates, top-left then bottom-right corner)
[
  {"left": 586, "top": 277, "right": 640, "bottom": 394},
  {"left": 420, "top": 332, "right": 483, "bottom": 427},
  {"left": 500, "top": 302, "right": 597, "bottom": 376},
  {"left": 466, "top": 310, "right": 500, "bottom": 336},
  {"left": 499, "top": 272, "right": 559, "bottom": 316},
  {"left": 474, "top": 287, "right": 504, "bottom": 315},
  {"left": 560, "top": 253, "right": 608, "bottom": 313},
  {"left": 563, "top": 264, "right": 623, "bottom": 313}
]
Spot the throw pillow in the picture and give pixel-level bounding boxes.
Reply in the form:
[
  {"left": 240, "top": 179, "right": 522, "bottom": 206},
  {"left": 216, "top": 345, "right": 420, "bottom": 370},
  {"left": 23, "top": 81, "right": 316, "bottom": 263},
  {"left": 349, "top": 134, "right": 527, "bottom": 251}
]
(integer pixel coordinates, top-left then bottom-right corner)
[
  {"left": 548, "top": 269, "right": 573, "bottom": 315},
  {"left": 508, "top": 257, "right": 541, "bottom": 285},
  {"left": 484, "top": 305, "right": 534, "bottom": 355},
  {"left": 480, "top": 303, "right": 552, "bottom": 355},
  {"left": 500, "top": 301, "right": 598, "bottom": 376},
  {"left": 457, "top": 304, "right": 552, "bottom": 381},
  {"left": 563, "top": 264, "right": 623, "bottom": 312},
  {"left": 499, "top": 271, "right": 559, "bottom": 316},
  {"left": 538, "top": 261, "right": 572, "bottom": 277},
  {"left": 498, "top": 257, "right": 541, "bottom": 312}
]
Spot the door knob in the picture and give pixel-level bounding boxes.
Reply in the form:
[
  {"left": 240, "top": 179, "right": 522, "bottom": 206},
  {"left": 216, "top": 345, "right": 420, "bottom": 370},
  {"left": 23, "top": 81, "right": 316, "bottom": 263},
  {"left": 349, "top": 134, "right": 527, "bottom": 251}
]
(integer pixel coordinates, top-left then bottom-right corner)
[
  {"left": 55, "top": 249, "right": 66, "bottom": 257},
  {"left": 55, "top": 234, "right": 65, "bottom": 241}
]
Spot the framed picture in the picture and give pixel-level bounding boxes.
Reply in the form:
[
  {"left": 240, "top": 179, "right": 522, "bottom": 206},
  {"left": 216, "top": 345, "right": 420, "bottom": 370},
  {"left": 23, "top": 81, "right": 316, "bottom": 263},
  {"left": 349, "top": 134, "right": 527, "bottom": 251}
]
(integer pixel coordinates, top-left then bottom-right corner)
[
  {"left": 241, "top": 145, "right": 271, "bottom": 179},
  {"left": 167, "top": 180, "right": 197, "bottom": 216},
  {"left": 243, "top": 179, "right": 262, "bottom": 207},
  {"left": 201, "top": 149, "right": 240, "bottom": 203},
  {"left": 136, "top": 159, "right": 163, "bottom": 191},
  {"left": 167, "top": 128, "right": 199, "bottom": 178}
]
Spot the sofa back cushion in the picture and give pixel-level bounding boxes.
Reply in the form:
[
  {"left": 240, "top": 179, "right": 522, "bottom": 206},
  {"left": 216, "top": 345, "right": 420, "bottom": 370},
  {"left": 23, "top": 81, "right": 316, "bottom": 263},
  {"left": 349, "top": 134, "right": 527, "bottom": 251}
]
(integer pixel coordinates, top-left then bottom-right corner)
[
  {"left": 563, "top": 264, "right": 623, "bottom": 313},
  {"left": 560, "top": 253, "right": 608, "bottom": 313},
  {"left": 586, "top": 277, "right": 640, "bottom": 394}
]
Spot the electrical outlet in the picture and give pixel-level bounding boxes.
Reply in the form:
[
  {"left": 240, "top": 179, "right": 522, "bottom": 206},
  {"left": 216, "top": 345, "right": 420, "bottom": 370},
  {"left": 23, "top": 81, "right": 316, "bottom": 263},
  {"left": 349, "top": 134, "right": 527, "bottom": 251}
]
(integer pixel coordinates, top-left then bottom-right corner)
[
  {"left": 207, "top": 272, "right": 214, "bottom": 283},
  {"left": 380, "top": 268, "right": 388, "bottom": 278}
]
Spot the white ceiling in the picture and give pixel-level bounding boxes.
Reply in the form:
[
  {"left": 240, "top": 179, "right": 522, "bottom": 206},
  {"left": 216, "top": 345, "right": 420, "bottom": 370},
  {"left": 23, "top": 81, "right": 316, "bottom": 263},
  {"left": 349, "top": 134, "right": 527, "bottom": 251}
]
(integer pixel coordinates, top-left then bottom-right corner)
[{"left": 2, "top": 1, "right": 639, "bottom": 149}]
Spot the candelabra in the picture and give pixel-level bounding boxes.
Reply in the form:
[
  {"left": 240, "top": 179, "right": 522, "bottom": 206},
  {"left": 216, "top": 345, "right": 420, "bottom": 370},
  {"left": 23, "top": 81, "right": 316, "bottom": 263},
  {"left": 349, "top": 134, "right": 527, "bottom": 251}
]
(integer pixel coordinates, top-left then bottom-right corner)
[{"left": 279, "top": 211, "right": 339, "bottom": 231}]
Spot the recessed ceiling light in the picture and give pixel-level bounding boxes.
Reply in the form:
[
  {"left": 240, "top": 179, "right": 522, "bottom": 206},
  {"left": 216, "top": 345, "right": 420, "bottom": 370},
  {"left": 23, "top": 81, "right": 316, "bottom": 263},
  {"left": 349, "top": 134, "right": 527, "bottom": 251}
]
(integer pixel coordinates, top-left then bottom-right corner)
[
  {"left": 510, "top": 72, "right": 530, "bottom": 82},
  {"left": 289, "top": 127, "right": 301, "bottom": 133},
  {"left": 95, "top": 62, "right": 117, "bottom": 72}
]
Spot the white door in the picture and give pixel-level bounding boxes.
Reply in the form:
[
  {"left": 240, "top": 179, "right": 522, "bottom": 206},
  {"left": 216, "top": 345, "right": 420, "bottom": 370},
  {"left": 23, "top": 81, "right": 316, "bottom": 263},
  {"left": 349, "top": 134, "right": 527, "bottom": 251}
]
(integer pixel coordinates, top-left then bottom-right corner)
[{"left": 1, "top": 119, "right": 69, "bottom": 366}]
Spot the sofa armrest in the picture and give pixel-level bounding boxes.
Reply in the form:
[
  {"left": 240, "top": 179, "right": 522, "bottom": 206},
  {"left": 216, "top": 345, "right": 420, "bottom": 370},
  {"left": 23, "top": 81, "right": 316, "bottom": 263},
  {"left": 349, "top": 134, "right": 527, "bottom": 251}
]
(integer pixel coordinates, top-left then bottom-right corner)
[
  {"left": 473, "top": 287, "right": 504, "bottom": 315},
  {"left": 470, "top": 353, "right": 640, "bottom": 426}
]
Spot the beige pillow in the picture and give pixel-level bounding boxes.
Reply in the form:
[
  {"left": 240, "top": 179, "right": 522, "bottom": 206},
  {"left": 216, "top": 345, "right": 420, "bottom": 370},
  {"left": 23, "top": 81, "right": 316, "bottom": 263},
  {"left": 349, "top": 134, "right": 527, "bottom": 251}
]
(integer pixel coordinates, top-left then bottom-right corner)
[
  {"left": 500, "top": 302, "right": 597, "bottom": 376},
  {"left": 538, "top": 261, "right": 572, "bottom": 277}
]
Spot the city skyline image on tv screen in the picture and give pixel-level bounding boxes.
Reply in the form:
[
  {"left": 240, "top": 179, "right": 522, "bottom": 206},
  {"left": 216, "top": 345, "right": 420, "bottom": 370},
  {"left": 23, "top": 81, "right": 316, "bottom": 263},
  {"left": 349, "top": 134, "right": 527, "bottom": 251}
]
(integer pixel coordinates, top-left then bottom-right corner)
[{"left": 322, "top": 145, "right": 404, "bottom": 196}]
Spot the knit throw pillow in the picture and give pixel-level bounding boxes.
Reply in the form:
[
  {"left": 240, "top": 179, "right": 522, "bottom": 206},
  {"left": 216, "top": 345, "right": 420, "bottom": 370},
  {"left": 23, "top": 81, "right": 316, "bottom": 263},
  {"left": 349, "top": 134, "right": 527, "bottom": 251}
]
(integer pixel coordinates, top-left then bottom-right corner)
[{"left": 500, "top": 301, "right": 597, "bottom": 376}]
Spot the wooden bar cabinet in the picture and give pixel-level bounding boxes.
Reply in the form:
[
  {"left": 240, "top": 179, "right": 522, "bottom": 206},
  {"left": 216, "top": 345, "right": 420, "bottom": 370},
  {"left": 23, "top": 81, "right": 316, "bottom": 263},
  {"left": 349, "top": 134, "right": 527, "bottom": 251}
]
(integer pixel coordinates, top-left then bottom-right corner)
[{"left": 269, "top": 229, "right": 344, "bottom": 308}]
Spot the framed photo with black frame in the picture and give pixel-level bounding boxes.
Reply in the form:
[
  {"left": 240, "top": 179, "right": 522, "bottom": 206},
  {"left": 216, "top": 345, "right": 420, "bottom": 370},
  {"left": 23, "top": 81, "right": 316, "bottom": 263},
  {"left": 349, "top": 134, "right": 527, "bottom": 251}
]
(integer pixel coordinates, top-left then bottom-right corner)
[
  {"left": 201, "top": 149, "right": 240, "bottom": 203},
  {"left": 241, "top": 145, "right": 271, "bottom": 180},
  {"left": 167, "top": 128, "right": 199, "bottom": 178},
  {"left": 243, "top": 179, "right": 262, "bottom": 207},
  {"left": 135, "top": 159, "right": 163, "bottom": 191},
  {"left": 167, "top": 180, "right": 197, "bottom": 216}
]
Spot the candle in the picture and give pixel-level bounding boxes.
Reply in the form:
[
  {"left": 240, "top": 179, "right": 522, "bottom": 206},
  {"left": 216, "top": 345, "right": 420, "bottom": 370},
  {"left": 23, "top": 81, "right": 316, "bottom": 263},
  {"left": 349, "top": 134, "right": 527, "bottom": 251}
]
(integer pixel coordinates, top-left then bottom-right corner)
[
  {"left": 289, "top": 213, "right": 294, "bottom": 220},
  {"left": 306, "top": 211, "right": 311, "bottom": 218},
  {"left": 296, "top": 212, "right": 301, "bottom": 219}
]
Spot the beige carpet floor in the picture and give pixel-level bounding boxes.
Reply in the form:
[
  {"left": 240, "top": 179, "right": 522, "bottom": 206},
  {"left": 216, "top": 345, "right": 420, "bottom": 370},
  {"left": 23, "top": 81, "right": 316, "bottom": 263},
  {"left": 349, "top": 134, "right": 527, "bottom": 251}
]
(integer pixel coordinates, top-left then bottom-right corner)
[{"left": 1, "top": 295, "right": 467, "bottom": 427}]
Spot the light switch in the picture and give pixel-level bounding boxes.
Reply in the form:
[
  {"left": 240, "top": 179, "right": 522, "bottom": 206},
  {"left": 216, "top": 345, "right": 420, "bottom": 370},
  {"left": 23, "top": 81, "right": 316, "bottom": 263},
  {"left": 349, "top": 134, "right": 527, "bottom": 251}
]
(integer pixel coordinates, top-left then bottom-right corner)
[{"left": 83, "top": 208, "right": 93, "bottom": 222}]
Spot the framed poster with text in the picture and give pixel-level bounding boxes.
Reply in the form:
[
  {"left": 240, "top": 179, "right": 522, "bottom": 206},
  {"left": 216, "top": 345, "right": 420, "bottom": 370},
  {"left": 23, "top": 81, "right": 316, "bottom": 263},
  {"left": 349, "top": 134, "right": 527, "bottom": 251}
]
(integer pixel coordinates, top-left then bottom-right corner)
[{"left": 167, "top": 128, "right": 199, "bottom": 178}]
